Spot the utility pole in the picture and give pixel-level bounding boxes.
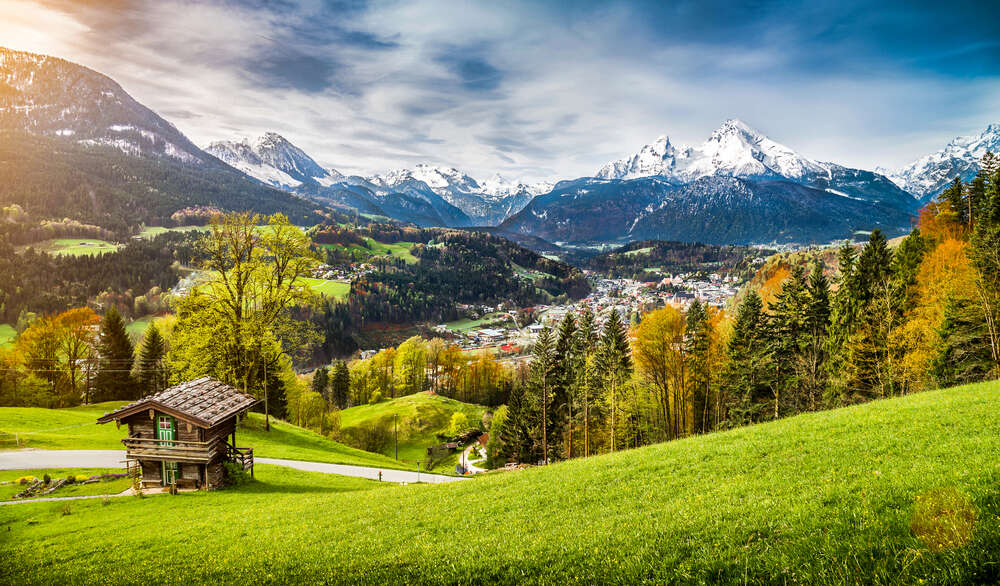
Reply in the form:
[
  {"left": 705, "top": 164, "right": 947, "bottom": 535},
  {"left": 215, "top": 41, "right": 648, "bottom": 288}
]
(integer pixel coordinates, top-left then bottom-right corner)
[{"left": 394, "top": 414, "right": 398, "bottom": 460}]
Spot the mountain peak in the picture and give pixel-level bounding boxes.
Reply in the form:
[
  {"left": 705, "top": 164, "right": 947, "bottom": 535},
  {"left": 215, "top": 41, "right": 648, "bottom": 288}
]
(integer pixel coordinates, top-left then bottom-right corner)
[
  {"left": 205, "top": 132, "right": 342, "bottom": 190},
  {"left": 711, "top": 118, "right": 759, "bottom": 138},
  {"left": 597, "top": 119, "right": 827, "bottom": 181}
]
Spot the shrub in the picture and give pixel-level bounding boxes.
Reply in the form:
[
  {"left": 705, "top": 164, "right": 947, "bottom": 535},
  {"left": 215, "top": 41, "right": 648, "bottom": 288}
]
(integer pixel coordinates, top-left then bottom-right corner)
[
  {"left": 42, "top": 474, "right": 51, "bottom": 485},
  {"left": 222, "top": 461, "right": 250, "bottom": 486},
  {"left": 64, "top": 474, "right": 75, "bottom": 484},
  {"left": 17, "top": 476, "right": 35, "bottom": 485},
  {"left": 75, "top": 475, "right": 89, "bottom": 482}
]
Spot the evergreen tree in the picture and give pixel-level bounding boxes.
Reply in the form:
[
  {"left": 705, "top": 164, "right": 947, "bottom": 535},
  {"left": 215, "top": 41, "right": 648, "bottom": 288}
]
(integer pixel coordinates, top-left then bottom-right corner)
[
  {"left": 891, "top": 228, "right": 927, "bottom": 315},
  {"left": 940, "top": 177, "right": 966, "bottom": 224},
  {"left": 722, "top": 291, "right": 770, "bottom": 424},
  {"left": 330, "top": 361, "right": 350, "bottom": 408},
  {"left": 528, "top": 327, "right": 557, "bottom": 464},
  {"left": 843, "top": 230, "right": 897, "bottom": 401},
  {"left": 932, "top": 295, "right": 995, "bottom": 386},
  {"left": 312, "top": 366, "right": 330, "bottom": 402},
  {"left": 93, "top": 307, "right": 134, "bottom": 401},
  {"left": 684, "top": 300, "right": 713, "bottom": 432},
  {"left": 575, "top": 307, "right": 599, "bottom": 456},
  {"left": 968, "top": 171, "right": 1000, "bottom": 378},
  {"left": 597, "top": 309, "right": 632, "bottom": 451},
  {"left": 802, "top": 262, "right": 830, "bottom": 410},
  {"left": 133, "top": 324, "right": 165, "bottom": 397},
  {"left": 551, "top": 314, "right": 577, "bottom": 458},
  {"left": 500, "top": 379, "right": 535, "bottom": 464},
  {"left": 767, "top": 267, "right": 808, "bottom": 416}
]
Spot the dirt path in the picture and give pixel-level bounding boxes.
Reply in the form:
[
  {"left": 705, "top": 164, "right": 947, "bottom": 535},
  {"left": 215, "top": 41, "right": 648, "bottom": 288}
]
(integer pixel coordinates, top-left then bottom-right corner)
[{"left": 0, "top": 449, "right": 464, "bottom": 485}]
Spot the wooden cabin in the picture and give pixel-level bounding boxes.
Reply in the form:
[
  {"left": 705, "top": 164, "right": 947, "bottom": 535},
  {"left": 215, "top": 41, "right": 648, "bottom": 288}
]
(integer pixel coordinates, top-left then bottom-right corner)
[{"left": 97, "top": 377, "right": 258, "bottom": 490}]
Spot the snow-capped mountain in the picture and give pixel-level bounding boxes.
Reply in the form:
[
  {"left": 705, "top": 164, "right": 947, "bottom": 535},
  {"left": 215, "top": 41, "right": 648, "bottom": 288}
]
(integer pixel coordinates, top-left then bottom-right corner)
[
  {"left": 880, "top": 123, "right": 1000, "bottom": 202},
  {"left": 205, "top": 133, "right": 343, "bottom": 190},
  {"left": 0, "top": 46, "right": 207, "bottom": 164},
  {"left": 357, "top": 165, "right": 549, "bottom": 224},
  {"left": 369, "top": 164, "right": 552, "bottom": 202},
  {"left": 480, "top": 173, "right": 555, "bottom": 200},
  {"left": 597, "top": 120, "right": 829, "bottom": 181},
  {"left": 596, "top": 119, "right": 917, "bottom": 210}
]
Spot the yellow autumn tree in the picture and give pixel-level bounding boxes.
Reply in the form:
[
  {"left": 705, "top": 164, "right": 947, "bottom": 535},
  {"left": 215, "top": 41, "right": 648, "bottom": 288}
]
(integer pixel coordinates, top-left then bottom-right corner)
[{"left": 894, "top": 237, "right": 978, "bottom": 390}]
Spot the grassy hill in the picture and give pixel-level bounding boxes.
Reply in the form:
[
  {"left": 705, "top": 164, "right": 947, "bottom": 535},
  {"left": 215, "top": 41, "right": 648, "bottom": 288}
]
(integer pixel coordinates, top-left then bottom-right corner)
[
  {"left": 2, "top": 382, "right": 999, "bottom": 583},
  {"left": 339, "top": 392, "right": 487, "bottom": 468},
  {"left": 0, "top": 402, "right": 408, "bottom": 471},
  {"left": 0, "top": 323, "right": 15, "bottom": 348}
]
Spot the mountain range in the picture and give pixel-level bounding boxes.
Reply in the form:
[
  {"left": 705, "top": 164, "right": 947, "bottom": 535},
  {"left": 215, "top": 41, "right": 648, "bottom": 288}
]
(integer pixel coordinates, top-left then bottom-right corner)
[
  {"left": 1, "top": 45, "right": 996, "bottom": 247},
  {"left": 0, "top": 47, "right": 320, "bottom": 229},
  {"left": 878, "top": 124, "right": 1000, "bottom": 202}
]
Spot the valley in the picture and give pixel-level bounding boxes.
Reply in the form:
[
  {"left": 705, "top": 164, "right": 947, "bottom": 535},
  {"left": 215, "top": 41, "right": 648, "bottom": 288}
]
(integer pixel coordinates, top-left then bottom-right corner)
[{"left": 2, "top": 13, "right": 1000, "bottom": 584}]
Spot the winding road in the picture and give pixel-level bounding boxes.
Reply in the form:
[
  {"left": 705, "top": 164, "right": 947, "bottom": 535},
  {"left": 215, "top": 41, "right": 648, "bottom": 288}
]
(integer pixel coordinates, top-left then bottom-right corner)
[{"left": 0, "top": 449, "right": 464, "bottom": 485}]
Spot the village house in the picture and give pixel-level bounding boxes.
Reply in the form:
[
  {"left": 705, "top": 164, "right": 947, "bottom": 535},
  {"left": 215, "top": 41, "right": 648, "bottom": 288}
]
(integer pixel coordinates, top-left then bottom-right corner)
[{"left": 97, "top": 377, "right": 258, "bottom": 490}]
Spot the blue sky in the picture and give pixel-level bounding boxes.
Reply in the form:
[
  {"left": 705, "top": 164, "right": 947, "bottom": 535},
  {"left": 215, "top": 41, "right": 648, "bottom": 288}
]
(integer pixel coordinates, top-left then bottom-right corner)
[{"left": 2, "top": 0, "right": 999, "bottom": 181}]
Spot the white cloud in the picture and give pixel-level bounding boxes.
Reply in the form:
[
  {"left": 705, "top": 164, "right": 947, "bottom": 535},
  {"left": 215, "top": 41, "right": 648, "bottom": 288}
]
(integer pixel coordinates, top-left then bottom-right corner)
[{"left": 1, "top": 0, "right": 998, "bottom": 182}]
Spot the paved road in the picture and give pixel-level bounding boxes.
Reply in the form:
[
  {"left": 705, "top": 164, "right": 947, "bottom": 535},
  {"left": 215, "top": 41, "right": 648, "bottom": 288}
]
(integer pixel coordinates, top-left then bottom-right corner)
[{"left": 0, "top": 449, "right": 464, "bottom": 485}]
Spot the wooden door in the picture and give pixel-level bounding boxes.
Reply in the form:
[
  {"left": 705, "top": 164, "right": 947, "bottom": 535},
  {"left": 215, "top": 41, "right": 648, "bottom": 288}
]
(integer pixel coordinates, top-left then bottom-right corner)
[{"left": 157, "top": 415, "right": 178, "bottom": 486}]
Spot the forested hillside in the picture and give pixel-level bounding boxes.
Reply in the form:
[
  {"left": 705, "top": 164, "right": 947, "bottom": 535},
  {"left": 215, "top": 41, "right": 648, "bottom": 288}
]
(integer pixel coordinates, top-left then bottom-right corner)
[
  {"left": 583, "top": 239, "right": 771, "bottom": 280},
  {"left": 0, "top": 132, "right": 322, "bottom": 234}
]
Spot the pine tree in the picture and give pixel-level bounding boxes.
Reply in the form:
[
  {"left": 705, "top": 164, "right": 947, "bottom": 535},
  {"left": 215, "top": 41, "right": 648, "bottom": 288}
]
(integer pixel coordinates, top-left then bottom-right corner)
[
  {"left": 552, "top": 314, "right": 577, "bottom": 458},
  {"left": 932, "top": 295, "right": 995, "bottom": 386},
  {"left": 528, "top": 327, "right": 557, "bottom": 464},
  {"left": 685, "top": 300, "right": 713, "bottom": 432},
  {"left": 597, "top": 309, "right": 631, "bottom": 451},
  {"left": 133, "top": 324, "right": 166, "bottom": 398},
  {"left": 767, "top": 267, "right": 808, "bottom": 416},
  {"left": 722, "top": 291, "right": 770, "bottom": 424},
  {"left": 575, "top": 307, "right": 599, "bottom": 456},
  {"left": 892, "top": 228, "right": 927, "bottom": 315},
  {"left": 940, "top": 177, "right": 966, "bottom": 224},
  {"left": 312, "top": 366, "right": 330, "bottom": 402},
  {"left": 843, "top": 230, "right": 897, "bottom": 401},
  {"left": 968, "top": 170, "right": 1000, "bottom": 378},
  {"left": 500, "top": 379, "right": 535, "bottom": 463},
  {"left": 826, "top": 241, "right": 858, "bottom": 400},
  {"left": 94, "top": 307, "right": 135, "bottom": 401},
  {"left": 331, "top": 361, "right": 350, "bottom": 408},
  {"left": 802, "top": 262, "right": 830, "bottom": 410}
]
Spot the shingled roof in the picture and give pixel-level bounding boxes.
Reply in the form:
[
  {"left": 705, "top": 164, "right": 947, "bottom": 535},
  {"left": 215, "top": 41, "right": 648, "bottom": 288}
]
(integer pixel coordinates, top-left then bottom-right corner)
[{"left": 97, "top": 377, "right": 258, "bottom": 428}]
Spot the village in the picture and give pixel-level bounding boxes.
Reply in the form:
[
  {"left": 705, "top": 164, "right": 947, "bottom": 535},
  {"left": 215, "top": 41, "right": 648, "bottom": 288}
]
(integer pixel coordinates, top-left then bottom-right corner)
[{"left": 414, "top": 271, "right": 741, "bottom": 361}]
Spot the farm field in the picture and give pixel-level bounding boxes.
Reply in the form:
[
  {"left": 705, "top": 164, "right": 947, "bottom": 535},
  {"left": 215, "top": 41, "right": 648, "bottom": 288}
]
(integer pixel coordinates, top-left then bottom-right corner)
[
  {"left": 0, "top": 403, "right": 411, "bottom": 472},
  {"left": 443, "top": 312, "right": 512, "bottom": 332},
  {"left": 300, "top": 278, "right": 350, "bottom": 299},
  {"left": 319, "top": 237, "right": 418, "bottom": 264},
  {"left": 339, "top": 392, "right": 487, "bottom": 469},
  {"left": 0, "top": 323, "right": 15, "bottom": 348},
  {"left": 136, "top": 225, "right": 210, "bottom": 239},
  {"left": 2, "top": 382, "right": 997, "bottom": 583},
  {"left": 23, "top": 238, "right": 120, "bottom": 256},
  {"left": 125, "top": 316, "right": 156, "bottom": 340}
]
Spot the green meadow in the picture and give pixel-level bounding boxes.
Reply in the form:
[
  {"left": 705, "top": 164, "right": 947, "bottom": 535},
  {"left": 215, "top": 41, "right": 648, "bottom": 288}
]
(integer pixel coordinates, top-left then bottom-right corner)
[
  {"left": 24, "top": 238, "right": 121, "bottom": 256},
  {"left": 136, "top": 225, "right": 211, "bottom": 239},
  {"left": 0, "top": 323, "right": 15, "bottom": 348},
  {"left": 320, "top": 237, "right": 418, "bottom": 264},
  {"left": 1, "top": 382, "right": 997, "bottom": 583},
  {"left": 300, "top": 278, "right": 351, "bottom": 299},
  {"left": 339, "top": 392, "right": 487, "bottom": 465}
]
